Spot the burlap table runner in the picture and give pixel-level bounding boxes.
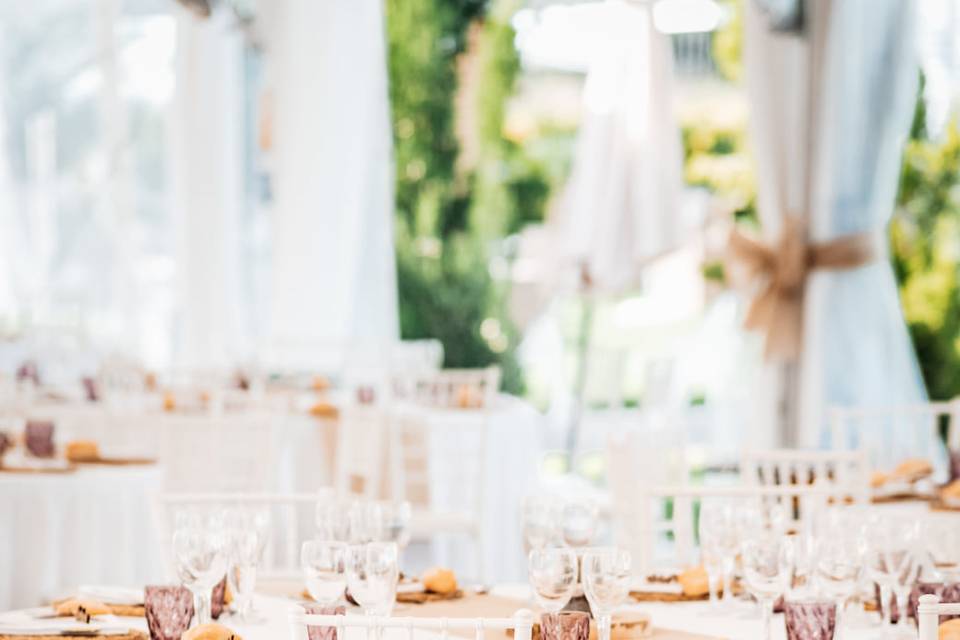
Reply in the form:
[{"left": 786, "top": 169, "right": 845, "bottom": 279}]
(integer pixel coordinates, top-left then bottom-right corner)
[{"left": 403, "top": 592, "right": 723, "bottom": 640}]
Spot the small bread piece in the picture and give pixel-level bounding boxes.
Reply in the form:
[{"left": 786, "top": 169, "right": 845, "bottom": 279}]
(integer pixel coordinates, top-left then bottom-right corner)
[
  {"left": 588, "top": 612, "right": 651, "bottom": 640},
  {"left": 309, "top": 401, "right": 339, "bottom": 419},
  {"left": 890, "top": 458, "right": 933, "bottom": 482},
  {"left": 312, "top": 375, "right": 330, "bottom": 392},
  {"left": 163, "top": 391, "right": 177, "bottom": 411},
  {"left": 54, "top": 598, "right": 111, "bottom": 618},
  {"left": 941, "top": 618, "right": 960, "bottom": 640},
  {"left": 870, "top": 471, "right": 888, "bottom": 488},
  {"left": 65, "top": 440, "right": 100, "bottom": 462},
  {"left": 943, "top": 480, "right": 960, "bottom": 499},
  {"left": 422, "top": 567, "right": 457, "bottom": 595},
  {"left": 181, "top": 622, "right": 242, "bottom": 640},
  {"left": 677, "top": 566, "right": 709, "bottom": 598}
]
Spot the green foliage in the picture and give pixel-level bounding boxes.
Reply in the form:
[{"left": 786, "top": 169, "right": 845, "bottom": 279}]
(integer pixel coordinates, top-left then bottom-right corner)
[
  {"left": 712, "top": 0, "right": 743, "bottom": 83},
  {"left": 892, "top": 84, "right": 960, "bottom": 400},
  {"left": 386, "top": 0, "right": 542, "bottom": 393},
  {"left": 680, "top": 112, "right": 756, "bottom": 223}
]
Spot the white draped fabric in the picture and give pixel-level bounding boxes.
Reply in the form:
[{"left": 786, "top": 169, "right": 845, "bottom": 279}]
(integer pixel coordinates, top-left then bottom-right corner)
[
  {"left": 264, "top": 0, "right": 398, "bottom": 351},
  {"left": 170, "top": 7, "right": 246, "bottom": 369},
  {"left": 744, "top": 0, "right": 927, "bottom": 447},
  {"left": 555, "top": 0, "right": 683, "bottom": 291}
]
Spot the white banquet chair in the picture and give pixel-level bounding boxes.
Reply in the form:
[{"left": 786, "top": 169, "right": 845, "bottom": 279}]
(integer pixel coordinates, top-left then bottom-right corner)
[
  {"left": 389, "top": 366, "right": 501, "bottom": 581},
  {"left": 918, "top": 594, "right": 960, "bottom": 640},
  {"left": 617, "top": 484, "right": 862, "bottom": 576},
  {"left": 829, "top": 400, "right": 960, "bottom": 480},
  {"left": 288, "top": 609, "right": 535, "bottom": 640},
  {"left": 156, "top": 492, "right": 318, "bottom": 581},
  {"left": 739, "top": 449, "right": 870, "bottom": 506}
]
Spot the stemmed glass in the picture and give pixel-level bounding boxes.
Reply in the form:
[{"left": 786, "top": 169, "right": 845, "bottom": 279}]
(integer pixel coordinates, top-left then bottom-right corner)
[
  {"left": 741, "top": 535, "right": 790, "bottom": 640},
  {"left": 866, "top": 517, "right": 920, "bottom": 636},
  {"left": 527, "top": 547, "right": 578, "bottom": 638},
  {"left": 171, "top": 511, "right": 228, "bottom": 626},
  {"left": 315, "top": 493, "right": 353, "bottom": 542},
  {"left": 889, "top": 520, "right": 921, "bottom": 637},
  {"left": 347, "top": 542, "right": 399, "bottom": 635},
  {"left": 699, "top": 501, "right": 738, "bottom": 607},
  {"left": 521, "top": 496, "right": 561, "bottom": 552},
  {"left": 814, "top": 535, "right": 863, "bottom": 638},
  {"left": 223, "top": 507, "right": 269, "bottom": 621},
  {"left": 581, "top": 548, "right": 631, "bottom": 640},
  {"left": 560, "top": 497, "right": 598, "bottom": 548},
  {"left": 301, "top": 540, "right": 348, "bottom": 605},
  {"left": 374, "top": 501, "right": 412, "bottom": 549}
]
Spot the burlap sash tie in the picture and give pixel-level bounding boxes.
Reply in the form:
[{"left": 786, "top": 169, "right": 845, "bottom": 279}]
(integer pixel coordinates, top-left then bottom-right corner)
[{"left": 726, "top": 216, "right": 881, "bottom": 361}]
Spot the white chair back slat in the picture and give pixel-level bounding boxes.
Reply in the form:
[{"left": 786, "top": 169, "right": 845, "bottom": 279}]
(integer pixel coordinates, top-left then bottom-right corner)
[
  {"left": 740, "top": 449, "right": 870, "bottom": 509},
  {"left": 918, "top": 594, "right": 960, "bottom": 640}
]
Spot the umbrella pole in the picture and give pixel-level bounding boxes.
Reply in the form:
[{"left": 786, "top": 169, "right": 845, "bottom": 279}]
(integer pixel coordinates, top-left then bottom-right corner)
[{"left": 565, "top": 287, "right": 594, "bottom": 459}]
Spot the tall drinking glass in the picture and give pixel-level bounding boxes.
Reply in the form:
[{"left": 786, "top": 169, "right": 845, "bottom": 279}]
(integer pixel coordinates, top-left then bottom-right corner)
[
  {"left": 581, "top": 548, "right": 631, "bottom": 640},
  {"left": 301, "top": 540, "right": 348, "bottom": 605},
  {"left": 528, "top": 547, "right": 578, "bottom": 639},
  {"left": 741, "top": 535, "right": 790, "bottom": 640},
  {"left": 172, "top": 511, "right": 228, "bottom": 626}
]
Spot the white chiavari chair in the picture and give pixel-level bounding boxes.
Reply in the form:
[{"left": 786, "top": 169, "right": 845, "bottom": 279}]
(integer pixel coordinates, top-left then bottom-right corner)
[
  {"left": 619, "top": 484, "right": 863, "bottom": 577},
  {"left": 830, "top": 400, "right": 960, "bottom": 480},
  {"left": 740, "top": 449, "right": 870, "bottom": 506},
  {"left": 389, "top": 367, "right": 501, "bottom": 581},
  {"left": 288, "top": 608, "right": 535, "bottom": 640},
  {"left": 156, "top": 492, "right": 319, "bottom": 581},
  {"left": 918, "top": 593, "right": 960, "bottom": 640}
]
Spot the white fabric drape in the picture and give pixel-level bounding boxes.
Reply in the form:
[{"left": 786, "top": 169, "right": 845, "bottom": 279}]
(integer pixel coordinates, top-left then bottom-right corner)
[
  {"left": 555, "top": 0, "right": 683, "bottom": 291},
  {"left": 744, "top": 0, "right": 927, "bottom": 446},
  {"left": 265, "top": 0, "right": 398, "bottom": 355},
  {"left": 169, "top": 7, "right": 246, "bottom": 368}
]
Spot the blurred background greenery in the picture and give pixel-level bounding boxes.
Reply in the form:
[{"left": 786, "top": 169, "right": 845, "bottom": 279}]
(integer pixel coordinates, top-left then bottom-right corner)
[{"left": 386, "top": 0, "right": 960, "bottom": 403}]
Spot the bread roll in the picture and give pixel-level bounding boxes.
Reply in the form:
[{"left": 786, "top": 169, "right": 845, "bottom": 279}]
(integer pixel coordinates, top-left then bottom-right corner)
[
  {"left": 422, "top": 567, "right": 457, "bottom": 595},
  {"left": 940, "top": 618, "right": 960, "bottom": 640},
  {"left": 677, "top": 566, "right": 710, "bottom": 598},
  {"left": 54, "top": 598, "right": 110, "bottom": 618},
  {"left": 65, "top": 440, "right": 100, "bottom": 462},
  {"left": 181, "top": 622, "right": 242, "bottom": 640}
]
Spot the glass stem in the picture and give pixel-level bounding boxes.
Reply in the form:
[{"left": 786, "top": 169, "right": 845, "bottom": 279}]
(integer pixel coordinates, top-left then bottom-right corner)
[
  {"left": 879, "top": 585, "right": 893, "bottom": 627},
  {"left": 761, "top": 598, "right": 773, "bottom": 640},
  {"left": 598, "top": 613, "right": 612, "bottom": 640},
  {"left": 834, "top": 599, "right": 844, "bottom": 640},
  {"left": 708, "top": 572, "right": 719, "bottom": 607},
  {"left": 895, "top": 589, "right": 908, "bottom": 627},
  {"left": 722, "top": 565, "right": 734, "bottom": 604},
  {"left": 193, "top": 590, "right": 212, "bottom": 626}
]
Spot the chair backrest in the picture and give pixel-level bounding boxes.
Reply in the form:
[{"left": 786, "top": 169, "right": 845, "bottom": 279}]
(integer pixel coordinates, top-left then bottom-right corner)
[
  {"left": 829, "top": 401, "right": 959, "bottom": 479},
  {"left": 334, "top": 405, "right": 391, "bottom": 500},
  {"left": 740, "top": 449, "right": 870, "bottom": 504},
  {"left": 619, "top": 484, "right": 859, "bottom": 576},
  {"left": 288, "top": 609, "right": 534, "bottom": 640},
  {"left": 918, "top": 594, "right": 960, "bottom": 640},
  {"left": 156, "top": 492, "right": 318, "bottom": 581},
  {"left": 410, "top": 367, "right": 501, "bottom": 410}
]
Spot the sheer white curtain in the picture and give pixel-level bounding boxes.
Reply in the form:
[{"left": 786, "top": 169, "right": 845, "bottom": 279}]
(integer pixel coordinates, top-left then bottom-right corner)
[
  {"left": 745, "top": 0, "right": 926, "bottom": 447},
  {"left": 556, "top": 0, "right": 683, "bottom": 291},
  {"left": 263, "top": 0, "right": 398, "bottom": 355},
  {"left": 169, "top": 7, "right": 246, "bottom": 369}
]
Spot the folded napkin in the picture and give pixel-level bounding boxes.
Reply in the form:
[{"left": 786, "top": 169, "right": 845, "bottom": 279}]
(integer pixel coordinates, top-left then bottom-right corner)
[{"left": 0, "top": 614, "right": 130, "bottom": 636}]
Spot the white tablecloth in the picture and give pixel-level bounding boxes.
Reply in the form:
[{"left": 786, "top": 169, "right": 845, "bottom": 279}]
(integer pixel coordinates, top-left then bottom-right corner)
[{"left": 0, "top": 464, "right": 165, "bottom": 610}]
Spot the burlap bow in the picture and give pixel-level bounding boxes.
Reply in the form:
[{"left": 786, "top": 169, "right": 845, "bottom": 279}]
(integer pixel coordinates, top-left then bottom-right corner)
[{"left": 726, "top": 216, "right": 880, "bottom": 361}]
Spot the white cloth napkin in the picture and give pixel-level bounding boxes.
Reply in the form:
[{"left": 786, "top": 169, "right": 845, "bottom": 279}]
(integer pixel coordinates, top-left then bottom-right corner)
[{"left": 77, "top": 586, "right": 144, "bottom": 606}]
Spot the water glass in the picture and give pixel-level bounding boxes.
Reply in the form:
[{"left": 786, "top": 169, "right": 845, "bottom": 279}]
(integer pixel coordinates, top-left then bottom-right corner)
[
  {"left": 347, "top": 542, "right": 399, "bottom": 618},
  {"left": 171, "top": 511, "right": 228, "bottom": 626},
  {"left": 581, "top": 548, "right": 631, "bottom": 640},
  {"left": 741, "top": 535, "right": 790, "bottom": 640},
  {"left": 302, "top": 540, "right": 348, "bottom": 605},
  {"left": 315, "top": 494, "right": 353, "bottom": 542},
  {"left": 374, "top": 501, "right": 412, "bottom": 548},
  {"left": 814, "top": 536, "right": 862, "bottom": 635},
  {"left": 560, "top": 497, "right": 598, "bottom": 548},
  {"left": 521, "top": 495, "right": 561, "bottom": 552},
  {"left": 527, "top": 547, "right": 578, "bottom": 613},
  {"left": 699, "top": 501, "right": 738, "bottom": 606},
  {"left": 223, "top": 508, "right": 268, "bottom": 620}
]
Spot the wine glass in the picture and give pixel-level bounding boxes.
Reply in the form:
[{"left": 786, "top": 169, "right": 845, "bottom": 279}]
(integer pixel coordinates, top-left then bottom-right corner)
[
  {"left": 347, "top": 542, "right": 399, "bottom": 622},
  {"left": 223, "top": 507, "right": 269, "bottom": 621},
  {"left": 560, "top": 497, "right": 598, "bottom": 548},
  {"left": 925, "top": 519, "right": 960, "bottom": 581},
  {"left": 815, "top": 535, "right": 862, "bottom": 637},
  {"left": 741, "top": 535, "right": 790, "bottom": 640},
  {"left": 581, "top": 548, "right": 631, "bottom": 640},
  {"left": 315, "top": 493, "right": 352, "bottom": 542},
  {"left": 374, "top": 501, "right": 412, "bottom": 548},
  {"left": 171, "top": 511, "right": 228, "bottom": 626},
  {"left": 528, "top": 547, "right": 578, "bottom": 640},
  {"left": 866, "top": 517, "right": 919, "bottom": 635},
  {"left": 699, "top": 501, "right": 738, "bottom": 607},
  {"left": 521, "top": 495, "right": 560, "bottom": 552},
  {"left": 301, "top": 540, "right": 348, "bottom": 605},
  {"left": 888, "top": 519, "right": 921, "bottom": 636},
  {"left": 348, "top": 501, "right": 381, "bottom": 544}
]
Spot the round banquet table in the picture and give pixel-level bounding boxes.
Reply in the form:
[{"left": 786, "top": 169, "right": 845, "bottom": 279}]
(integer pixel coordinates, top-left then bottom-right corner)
[{"left": 0, "top": 464, "right": 165, "bottom": 611}]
